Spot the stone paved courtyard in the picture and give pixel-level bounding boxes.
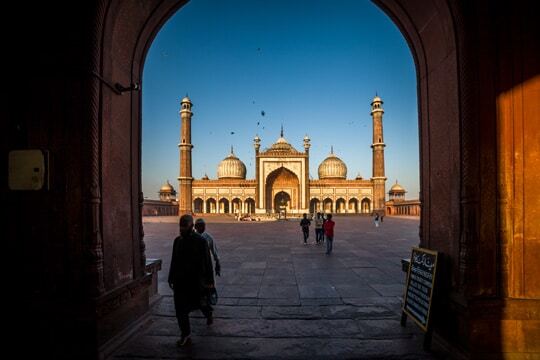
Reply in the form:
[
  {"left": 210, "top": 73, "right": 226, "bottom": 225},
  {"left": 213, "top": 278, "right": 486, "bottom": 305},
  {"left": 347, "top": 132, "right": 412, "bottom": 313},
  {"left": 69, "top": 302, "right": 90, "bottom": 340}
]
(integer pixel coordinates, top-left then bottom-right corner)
[{"left": 111, "top": 215, "right": 446, "bottom": 359}]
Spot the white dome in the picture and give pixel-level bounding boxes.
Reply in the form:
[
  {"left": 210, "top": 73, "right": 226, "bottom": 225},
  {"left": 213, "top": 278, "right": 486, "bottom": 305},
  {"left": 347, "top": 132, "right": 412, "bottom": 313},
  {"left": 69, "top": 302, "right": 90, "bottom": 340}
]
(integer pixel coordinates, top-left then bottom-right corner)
[
  {"left": 318, "top": 150, "right": 347, "bottom": 179},
  {"left": 217, "top": 148, "right": 246, "bottom": 179},
  {"left": 159, "top": 180, "right": 175, "bottom": 193},
  {"left": 390, "top": 181, "right": 406, "bottom": 193}
]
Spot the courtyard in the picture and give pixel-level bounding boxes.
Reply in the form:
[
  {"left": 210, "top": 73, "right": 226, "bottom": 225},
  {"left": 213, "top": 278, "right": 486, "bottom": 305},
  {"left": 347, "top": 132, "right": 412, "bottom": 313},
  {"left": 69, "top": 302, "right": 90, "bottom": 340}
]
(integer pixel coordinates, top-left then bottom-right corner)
[{"left": 111, "top": 215, "right": 444, "bottom": 359}]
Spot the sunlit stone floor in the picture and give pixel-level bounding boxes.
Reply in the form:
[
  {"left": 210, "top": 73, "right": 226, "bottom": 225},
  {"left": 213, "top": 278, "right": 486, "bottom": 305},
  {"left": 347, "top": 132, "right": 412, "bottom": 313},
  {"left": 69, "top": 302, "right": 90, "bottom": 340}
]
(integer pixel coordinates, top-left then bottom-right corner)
[{"left": 111, "top": 216, "right": 447, "bottom": 359}]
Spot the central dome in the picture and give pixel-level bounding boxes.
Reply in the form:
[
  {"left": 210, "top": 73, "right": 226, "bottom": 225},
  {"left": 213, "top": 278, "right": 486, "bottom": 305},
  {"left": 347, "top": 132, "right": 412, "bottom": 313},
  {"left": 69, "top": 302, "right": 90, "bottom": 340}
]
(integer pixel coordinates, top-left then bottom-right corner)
[
  {"left": 217, "top": 147, "right": 246, "bottom": 179},
  {"left": 270, "top": 136, "right": 297, "bottom": 152},
  {"left": 318, "top": 148, "right": 347, "bottom": 179}
]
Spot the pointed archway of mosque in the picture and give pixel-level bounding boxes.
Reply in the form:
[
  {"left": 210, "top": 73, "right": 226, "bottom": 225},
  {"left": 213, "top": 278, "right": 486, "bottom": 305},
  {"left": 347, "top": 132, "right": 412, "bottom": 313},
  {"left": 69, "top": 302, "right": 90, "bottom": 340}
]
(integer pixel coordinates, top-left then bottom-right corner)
[{"left": 265, "top": 167, "right": 300, "bottom": 213}]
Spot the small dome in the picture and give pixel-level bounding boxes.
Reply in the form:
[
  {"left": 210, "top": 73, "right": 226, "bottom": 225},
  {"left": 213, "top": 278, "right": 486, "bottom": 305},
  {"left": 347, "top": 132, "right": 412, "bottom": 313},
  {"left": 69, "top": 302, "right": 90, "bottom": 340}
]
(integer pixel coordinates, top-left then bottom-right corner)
[
  {"left": 372, "top": 95, "right": 382, "bottom": 103},
  {"left": 355, "top": 173, "right": 363, "bottom": 180},
  {"left": 181, "top": 96, "right": 191, "bottom": 103},
  {"left": 318, "top": 148, "right": 347, "bottom": 179},
  {"left": 390, "top": 181, "right": 406, "bottom": 193},
  {"left": 269, "top": 136, "right": 298, "bottom": 152},
  {"left": 201, "top": 174, "right": 209, "bottom": 180},
  {"left": 159, "top": 180, "right": 174, "bottom": 193},
  {"left": 217, "top": 147, "right": 246, "bottom": 179},
  {"left": 303, "top": 134, "right": 310, "bottom": 141}
]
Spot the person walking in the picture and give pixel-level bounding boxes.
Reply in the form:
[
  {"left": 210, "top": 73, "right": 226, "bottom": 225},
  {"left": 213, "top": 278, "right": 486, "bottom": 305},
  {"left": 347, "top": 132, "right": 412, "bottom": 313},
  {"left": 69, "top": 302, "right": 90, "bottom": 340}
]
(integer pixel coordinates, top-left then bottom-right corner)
[
  {"left": 194, "top": 218, "right": 221, "bottom": 277},
  {"left": 323, "top": 213, "right": 335, "bottom": 255},
  {"left": 321, "top": 213, "right": 327, "bottom": 243},
  {"left": 168, "top": 214, "right": 215, "bottom": 347},
  {"left": 300, "top": 213, "right": 311, "bottom": 244},
  {"left": 374, "top": 212, "right": 380, "bottom": 227},
  {"left": 314, "top": 212, "right": 324, "bottom": 245}
]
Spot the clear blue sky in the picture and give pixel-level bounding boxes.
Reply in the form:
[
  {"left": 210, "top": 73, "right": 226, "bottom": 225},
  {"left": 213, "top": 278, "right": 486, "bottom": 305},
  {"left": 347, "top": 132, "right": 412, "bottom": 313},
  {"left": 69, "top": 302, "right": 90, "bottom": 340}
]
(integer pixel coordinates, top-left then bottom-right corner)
[{"left": 142, "top": 0, "right": 419, "bottom": 200}]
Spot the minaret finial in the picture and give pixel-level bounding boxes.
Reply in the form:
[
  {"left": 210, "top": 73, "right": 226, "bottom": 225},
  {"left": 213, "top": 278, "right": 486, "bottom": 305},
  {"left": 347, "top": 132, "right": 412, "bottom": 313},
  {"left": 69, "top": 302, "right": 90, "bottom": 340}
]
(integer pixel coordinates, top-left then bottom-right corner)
[
  {"left": 280, "top": 124, "right": 284, "bottom": 138},
  {"left": 331, "top": 145, "right": 334, "bottom": 154}
]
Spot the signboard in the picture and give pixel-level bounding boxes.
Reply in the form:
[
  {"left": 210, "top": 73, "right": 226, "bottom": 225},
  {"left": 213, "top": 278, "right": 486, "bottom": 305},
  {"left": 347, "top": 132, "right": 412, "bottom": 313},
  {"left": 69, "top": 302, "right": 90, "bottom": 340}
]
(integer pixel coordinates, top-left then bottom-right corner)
[{"left": 402, "top": 247, "right": 438, "bottom": 331}]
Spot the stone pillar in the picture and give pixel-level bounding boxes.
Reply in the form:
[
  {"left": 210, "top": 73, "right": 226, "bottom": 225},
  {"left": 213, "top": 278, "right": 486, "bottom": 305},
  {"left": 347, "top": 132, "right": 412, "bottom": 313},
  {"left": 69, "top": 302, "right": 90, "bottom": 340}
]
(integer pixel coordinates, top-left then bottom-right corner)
[
  {"left": 178, "top": 96, "right": 193, "bottom": 215},
  {"left": 371, "top": 96, "right": 387, "bottom": 213}
]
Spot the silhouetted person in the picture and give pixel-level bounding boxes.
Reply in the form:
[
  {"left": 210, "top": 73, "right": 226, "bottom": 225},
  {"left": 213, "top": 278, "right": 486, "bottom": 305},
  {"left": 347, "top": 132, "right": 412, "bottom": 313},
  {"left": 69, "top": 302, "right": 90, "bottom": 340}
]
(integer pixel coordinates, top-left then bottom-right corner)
[
  {"left": 168, "top": 214, "right": 215, "bottom": 347},
  {"left": 323, "top": 213, "right": 335, "bottom": 255},
  {"left": 194, "top": 218, "right": 221, "bottom": 277},
  {"left": 300, "top": 213, "right": 311, "bottom": 244},
  {"left": 315, "top": 212, "right": 324, "bottom": 244},
  {"left": 374, "top": 212, "right": 380, "bottom": 227}
]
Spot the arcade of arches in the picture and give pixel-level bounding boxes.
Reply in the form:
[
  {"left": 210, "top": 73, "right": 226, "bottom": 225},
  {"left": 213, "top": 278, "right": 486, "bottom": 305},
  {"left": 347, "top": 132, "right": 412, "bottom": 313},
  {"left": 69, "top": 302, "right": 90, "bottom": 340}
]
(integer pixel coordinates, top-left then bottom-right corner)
[{"left": 4, "top": 0, "right": 539, "bottom": 359}]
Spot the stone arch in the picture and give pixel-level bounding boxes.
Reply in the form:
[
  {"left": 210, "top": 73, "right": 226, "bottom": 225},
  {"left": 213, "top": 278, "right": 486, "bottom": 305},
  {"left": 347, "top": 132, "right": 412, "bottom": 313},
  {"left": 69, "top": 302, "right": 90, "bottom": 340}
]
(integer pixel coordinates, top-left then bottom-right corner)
[
  {"left": 310, "top": 198, "right": 321, "bottom": 214},
  {"left": 274, "top": 191, "right": 292, "bottom": 214},
  {"left": 348, "top": 198, "right": 359, "bottom": 213},
  {"left": 244, "top": 198, "right": 255, "bottom": 214},
  {"left": 265, "top": 167, "right": 300, "bottom": 213},
  {"left": 361, "top": 198, "right": 371, "bottom": 214},
  {"left": 218, "top": 198, "right": 229, "bottom": 214},
  {"left": 231, "top": 197, "right": 242, "bottom": 214},
  {"left": 323, "top": 198, "right": 333, "bottom": 213},
  {"left": 336, "top": 198, "right": 346, "bottom": 213},
  {"left": 19, "top": 1, "right": 535, "bottom": 357},
  {"left": 193, "top": 197, "right": 204, "bottom": 213},
  {"left": 206, "top": 198, "right": 217, "bottom": 214}
]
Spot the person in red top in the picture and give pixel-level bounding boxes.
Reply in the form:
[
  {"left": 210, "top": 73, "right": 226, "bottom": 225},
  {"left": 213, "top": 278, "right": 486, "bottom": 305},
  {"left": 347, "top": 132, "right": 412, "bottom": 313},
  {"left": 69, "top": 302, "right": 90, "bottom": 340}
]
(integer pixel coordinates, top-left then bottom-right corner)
[{"left": 323, "top": 213, "right": 335, "bottom": 255}]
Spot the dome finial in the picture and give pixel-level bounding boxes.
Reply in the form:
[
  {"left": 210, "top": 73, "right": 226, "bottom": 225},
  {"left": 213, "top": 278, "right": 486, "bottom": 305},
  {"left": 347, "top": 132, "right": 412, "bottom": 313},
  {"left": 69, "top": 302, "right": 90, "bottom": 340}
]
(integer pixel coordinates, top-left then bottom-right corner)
[
  {"left": 231, "top": 145, "right": 234, "bottom": 154},
  {"left": 280, "top": 124, "right": 284, "bottom": 138},
  {"left": 331, "top": 145, "right": 334, "bottom": 154}
]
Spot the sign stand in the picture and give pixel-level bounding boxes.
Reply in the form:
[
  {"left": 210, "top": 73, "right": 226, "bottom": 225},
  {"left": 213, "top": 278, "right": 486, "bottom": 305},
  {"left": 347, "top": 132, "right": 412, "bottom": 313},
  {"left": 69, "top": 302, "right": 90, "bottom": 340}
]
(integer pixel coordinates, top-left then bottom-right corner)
[{"left": 400, "top": 247, "right": 438, "bottom": 351}]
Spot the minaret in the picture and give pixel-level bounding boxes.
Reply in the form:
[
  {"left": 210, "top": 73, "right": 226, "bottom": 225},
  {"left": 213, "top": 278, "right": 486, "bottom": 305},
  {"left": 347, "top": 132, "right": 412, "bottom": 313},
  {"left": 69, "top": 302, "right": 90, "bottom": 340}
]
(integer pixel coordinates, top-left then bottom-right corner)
[
  {"left": 178, "top": 95, "right": 193, "bottom": 215},
  {"left": 303, "top": 134, "right": 311, "bottom": 211},
  {"left": 253, "top": 134, "right": 261, "bottom": 211},
  {"left": 371, "top": 95, "right": 387, "bottom": 213}
]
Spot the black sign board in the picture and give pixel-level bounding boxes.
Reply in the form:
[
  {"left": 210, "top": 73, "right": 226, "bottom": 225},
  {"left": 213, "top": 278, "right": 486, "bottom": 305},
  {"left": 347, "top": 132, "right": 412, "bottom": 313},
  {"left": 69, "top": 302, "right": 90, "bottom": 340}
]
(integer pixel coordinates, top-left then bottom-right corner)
[{"left": 402, "top": 247, "right": 438, "bottom": 332}]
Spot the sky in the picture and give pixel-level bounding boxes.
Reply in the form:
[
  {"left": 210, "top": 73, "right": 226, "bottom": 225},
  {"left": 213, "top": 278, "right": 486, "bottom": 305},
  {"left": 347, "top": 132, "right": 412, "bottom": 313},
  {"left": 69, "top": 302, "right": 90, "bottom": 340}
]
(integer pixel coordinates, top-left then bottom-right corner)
[{"left": 142, "top": 0, "right": 419, "bottom": 200}]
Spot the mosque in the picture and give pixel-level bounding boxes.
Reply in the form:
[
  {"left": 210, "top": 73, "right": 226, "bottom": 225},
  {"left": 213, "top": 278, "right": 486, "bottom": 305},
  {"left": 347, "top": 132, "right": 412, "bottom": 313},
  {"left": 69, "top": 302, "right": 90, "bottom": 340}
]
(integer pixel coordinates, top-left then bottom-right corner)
[{"left": 152, "top": 95, "right": 418, "bottom": 216}]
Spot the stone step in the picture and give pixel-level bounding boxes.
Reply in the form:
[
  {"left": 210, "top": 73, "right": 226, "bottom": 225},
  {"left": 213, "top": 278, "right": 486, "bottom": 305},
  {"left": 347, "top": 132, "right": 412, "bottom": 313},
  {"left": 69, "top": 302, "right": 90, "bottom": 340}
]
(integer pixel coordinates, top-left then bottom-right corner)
[{"left": 113, "top": 334, "right": 437, "bottom": 359}]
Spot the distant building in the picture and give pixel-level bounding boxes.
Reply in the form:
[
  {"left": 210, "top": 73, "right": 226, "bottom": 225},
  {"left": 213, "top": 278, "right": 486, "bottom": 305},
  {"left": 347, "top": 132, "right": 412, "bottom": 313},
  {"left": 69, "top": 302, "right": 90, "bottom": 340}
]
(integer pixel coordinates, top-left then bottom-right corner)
[
  {"left": 172, "top": 95, "right": 391, "bottom": 215},
  {"left": 142, "top": 181, "right": 178, "bottom": 216},
  {"left": 385, "top": 181, "right": 421, "bottom": 216}
]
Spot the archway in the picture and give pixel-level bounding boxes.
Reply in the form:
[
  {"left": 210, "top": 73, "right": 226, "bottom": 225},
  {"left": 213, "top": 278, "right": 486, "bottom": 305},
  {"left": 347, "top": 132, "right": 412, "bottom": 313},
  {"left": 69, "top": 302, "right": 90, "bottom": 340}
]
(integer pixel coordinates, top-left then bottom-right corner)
[
  {"left": 16, "top": 1, "right": 534, "bottom": 358},
  {"left": 244, "top": 198, "right": 255, "bottom": 214},
  {"left": 336, "top": 198, "right": 346, "bottom": 213},
  {"left": 349, "top": 198, "right": 359, "bottom": 213},
  {"left": 193, "top": 198, "right": 203, "bottom": 213},
  {"left": 265, "top": 167, "right": 300, "bottom": 213},
  {"left": 206, "top": 198, "right": 217, "bottom": 214},
  {"left": 218, "top": 198, "right": 229, "bottom": 214},
  {"left": 361, "top": 198, "right": 371, "bottom": 213},
  {"left": 323, "top": 198, "right": 333, "bottom": 213},
  {"left": 310, "top": 198, "right": 320, "bottom": 214},
  {"left": 231, "top": 198, "right": 242, "bottom": 214},
  {"left": 273, "top": 191, "right": 291, "bottom": 214}
]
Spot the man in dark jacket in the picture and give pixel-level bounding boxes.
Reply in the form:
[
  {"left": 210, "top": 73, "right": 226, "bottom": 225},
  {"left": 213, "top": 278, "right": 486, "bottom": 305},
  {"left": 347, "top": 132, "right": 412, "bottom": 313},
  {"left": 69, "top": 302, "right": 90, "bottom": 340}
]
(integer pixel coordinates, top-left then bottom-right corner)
[{"left": 168, "top": 214, "right": 215, "bottom": 347}]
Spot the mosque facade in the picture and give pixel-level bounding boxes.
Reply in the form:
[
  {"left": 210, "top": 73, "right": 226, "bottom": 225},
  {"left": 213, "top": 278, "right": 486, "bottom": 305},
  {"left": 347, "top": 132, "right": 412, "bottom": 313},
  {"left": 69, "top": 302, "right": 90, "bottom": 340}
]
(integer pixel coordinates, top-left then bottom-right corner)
[{"left": 164, "top": 95, "right": 392, "bottom": 216}]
